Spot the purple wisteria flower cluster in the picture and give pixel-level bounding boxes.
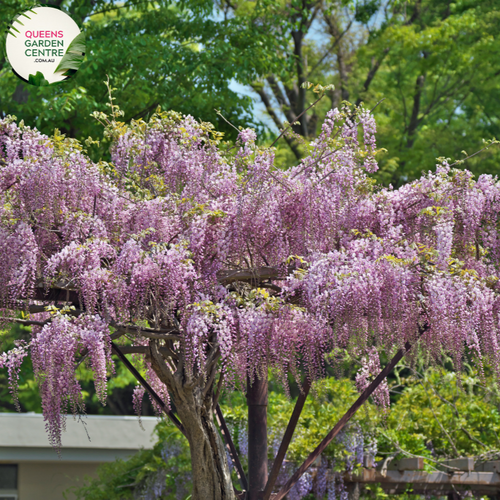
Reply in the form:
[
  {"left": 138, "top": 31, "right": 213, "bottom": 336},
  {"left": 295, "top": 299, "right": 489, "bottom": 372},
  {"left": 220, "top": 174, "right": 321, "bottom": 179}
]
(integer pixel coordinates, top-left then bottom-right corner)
[
  {"left": 1, "top": 103, "right": 500, "bottom": 456},
  {"left": 355, "top": 347, "right": 390, "bottom": 409}
]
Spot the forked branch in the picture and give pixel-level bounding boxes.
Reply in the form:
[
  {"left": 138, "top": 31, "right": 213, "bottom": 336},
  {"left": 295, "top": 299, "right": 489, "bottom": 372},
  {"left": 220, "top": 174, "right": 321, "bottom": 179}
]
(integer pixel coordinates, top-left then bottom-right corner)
[{"left": 111, "top": 341, "right": 185, "bottom": 435}]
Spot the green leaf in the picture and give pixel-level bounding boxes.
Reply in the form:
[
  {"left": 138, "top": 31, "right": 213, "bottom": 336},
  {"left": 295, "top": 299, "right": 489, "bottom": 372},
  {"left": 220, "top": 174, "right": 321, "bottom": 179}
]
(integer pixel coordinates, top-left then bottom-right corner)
[
  {"left": 55, "top": 32, "right": 86, "bottom": 74},
  {"left": 28, "top": 71, "right": 49, "bottom": 86}
]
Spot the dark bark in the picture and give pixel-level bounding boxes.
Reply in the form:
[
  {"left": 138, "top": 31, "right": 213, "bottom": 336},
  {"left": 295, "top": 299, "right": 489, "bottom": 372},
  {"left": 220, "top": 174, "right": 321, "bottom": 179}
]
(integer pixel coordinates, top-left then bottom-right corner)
[
  {"left": 405, "top": 0, "right": 422, "bottom": 25},
  {"left": 251, "top": 1, "right": 322, "bottom": 142},
  {"left": 252, "top": 83, "right": 302, "bottom": 160},
  {"left": 307, "top": 18, "right": 353, "bottom": 81},
  {"left": 406, "top": 74, "right": 425, "bottom": 148},
  {"left": 324, "top": 14, "right": 351, "bottom": 102},
  {"left": 267, "top": 75, "right": 296, "bottom": 125},
  {"left": 289, "top": 0, "right": 321, "bottom": 137},
  {"left": 12, "top": 85, "right": 29, "bottom": 105},
  {"left": 247, "top": 374, "right": 268, "bottom": 500},
  {"left": 337, "top": 46, "right": 350, "bottom": 102},
  {"left": 355, "top": 48, "right": 390, "bottom": 106},
  {"left": 291, "top": 28, "right": 308, "bottom": 137}
]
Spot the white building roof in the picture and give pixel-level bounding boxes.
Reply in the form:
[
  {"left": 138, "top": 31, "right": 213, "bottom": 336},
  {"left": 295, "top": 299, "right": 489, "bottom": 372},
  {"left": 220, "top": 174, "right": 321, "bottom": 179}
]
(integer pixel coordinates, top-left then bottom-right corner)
[{"left": 0, "top": 413, "right": 159, "bottom": 462}]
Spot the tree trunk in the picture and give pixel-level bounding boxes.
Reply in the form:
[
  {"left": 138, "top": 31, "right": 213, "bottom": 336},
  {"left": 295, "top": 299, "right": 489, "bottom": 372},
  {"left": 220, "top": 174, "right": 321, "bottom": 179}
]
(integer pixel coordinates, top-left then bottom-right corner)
[
  {"left": 174, "top": 385, "right": 235, "bottom": 500},
  {"left": 247, "top": 374, "right": 268, "bottom": 500},
  {"left": 148, "top": 343, "right": 235, "bottom": 500}
]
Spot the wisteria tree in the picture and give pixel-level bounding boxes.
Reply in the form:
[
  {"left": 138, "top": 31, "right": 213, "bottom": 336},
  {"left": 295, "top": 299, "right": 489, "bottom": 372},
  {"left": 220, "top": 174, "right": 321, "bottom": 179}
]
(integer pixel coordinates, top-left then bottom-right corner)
[{"left": 1, "top": 93, "right": 500, "bottom": 500}]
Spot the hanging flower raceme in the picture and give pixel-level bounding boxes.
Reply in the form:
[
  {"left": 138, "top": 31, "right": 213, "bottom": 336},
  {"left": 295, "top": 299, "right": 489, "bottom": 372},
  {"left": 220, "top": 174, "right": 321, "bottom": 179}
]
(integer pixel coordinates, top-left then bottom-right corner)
[
  {"left": 30, "top": 314, "right": 112, "bottom": 448},
  {"left": 0, "top": 340, "right": 29, "bottom": 410},
  {"left": 355, "top": 347, "right": 389, "bottom": 409},
  {"left": 0, "top": 223, "right": 38, "bottom": 306}
]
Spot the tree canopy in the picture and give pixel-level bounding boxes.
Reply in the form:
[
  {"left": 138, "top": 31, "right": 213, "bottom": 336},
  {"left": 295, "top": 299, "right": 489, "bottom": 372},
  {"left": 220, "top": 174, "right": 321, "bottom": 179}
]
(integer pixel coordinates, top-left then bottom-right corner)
[
  {"left": 1, "top": 96, "right": 500, "bottom": 499},
  {"left": 0, "top": 0, "right": 278, "bottom": 150},
  {"left": 225, "top": 0, "right": 500, "bottom": 184}
]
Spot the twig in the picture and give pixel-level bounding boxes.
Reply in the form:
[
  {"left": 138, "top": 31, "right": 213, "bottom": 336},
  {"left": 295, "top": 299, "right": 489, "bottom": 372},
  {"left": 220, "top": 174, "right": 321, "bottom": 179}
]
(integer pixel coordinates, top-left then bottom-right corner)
[
  {"left": 460, "top": 427, "right": 487, "bottom": 449},
  {"left": 370, "top": 97, "right": 386, "bottom": 113},
  {"left": 306, "top": 18, "right": 353, "bottom": 79},
  {"left": 407, "top": 367, "right": 460, "bottom": 455},
  {"left": 377, "top": 430, "right": 460, "bottom": 472},
  {"left": 269, "top": 94, "right": 325, "bottom": 149},
  {"left": 215, "top": 109, "right": 240, "bottom": 133},
  {"left": 448, "top": 142, "right": 499, "bottom": 168},
  {"left": 425, "top": 394, "right": 459, "bottom": 455},
  {"left": 2, "top": 317, "right": 48, "bottom": 327}
]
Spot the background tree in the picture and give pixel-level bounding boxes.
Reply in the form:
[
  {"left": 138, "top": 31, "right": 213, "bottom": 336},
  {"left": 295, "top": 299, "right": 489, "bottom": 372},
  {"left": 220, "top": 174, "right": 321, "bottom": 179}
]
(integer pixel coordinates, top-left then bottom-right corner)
[
  {"left": 228, "top": 0, "right": 500, "bottom": 185},
  {"left": 0, "top": 0, "right": 279, "bottom": 155},
  {"left": 1, "top": 95, "right": 500, "bottom": 500}
]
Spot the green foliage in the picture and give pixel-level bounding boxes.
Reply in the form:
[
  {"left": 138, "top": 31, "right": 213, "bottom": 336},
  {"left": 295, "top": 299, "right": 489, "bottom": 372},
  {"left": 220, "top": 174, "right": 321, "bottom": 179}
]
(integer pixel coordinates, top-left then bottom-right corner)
[
  {"left": 223, "top": 0, "right": 500, "bottom": 184},
  {"left": 55, "top": 31, "right": 86, "bottom": 74},
  {"left": 71, "top": 425, "right": 191, "bottom": 500},
  {"left": 3, "top": 1, "right": 498, "bottom": 184},
  {"left": 28, "top": 71, "right": 50, "bottom": 87},
  {"left": 0, "top": 0, "right": 283, "bottom": 157},
  {"left": 364, "top": 0, "right": 500, "bottom": 186},
  {"left": 223, "top": 377, "right": 380, "bottom": 465},
  {"left": 355, "top": 0, "right": 381, "bottom": 24},
  {"left": 379, "top": 366, "right": 500, "bottom": 461}
]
